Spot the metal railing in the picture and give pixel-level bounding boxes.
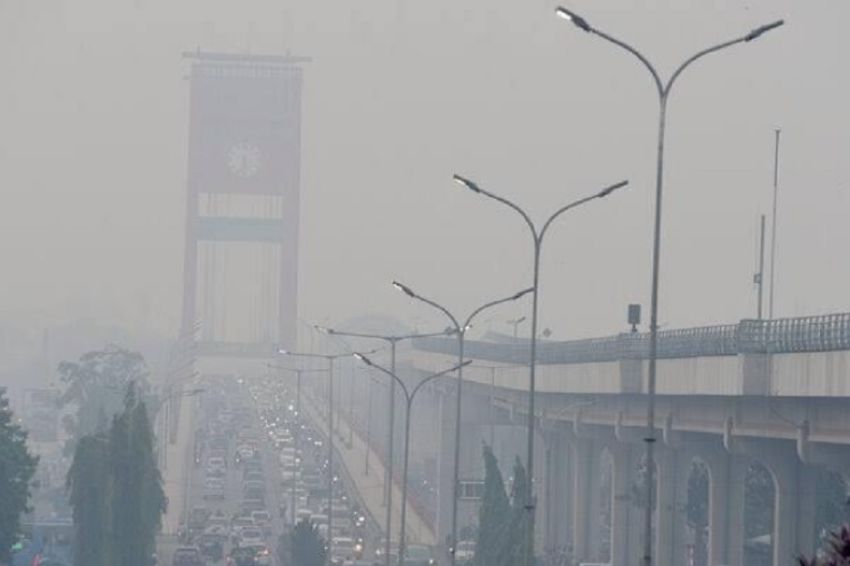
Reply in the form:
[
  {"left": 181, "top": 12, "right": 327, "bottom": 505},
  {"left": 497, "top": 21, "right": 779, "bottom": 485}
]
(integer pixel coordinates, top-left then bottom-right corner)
[{"left": 414, "top": 312, "right": 850, "bottom": 365}]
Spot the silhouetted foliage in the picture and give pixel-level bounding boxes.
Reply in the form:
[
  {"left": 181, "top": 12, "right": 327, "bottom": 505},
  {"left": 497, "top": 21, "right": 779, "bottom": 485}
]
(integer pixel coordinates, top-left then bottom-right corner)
[
  {"left": 108, "top": 385, "right": 166, "bottom": 566},
  {"left": 474, "top": 445, "right": 510, "bottom": 566},
  {"left": 289, "top": 519, "right": 326, "bottom": 566},
  {"left": 0, "top": 387, "right": 39, "bottom": 563},
  {"left": 58, "top": 345, "right": 150, "bottom": 455},
  {"left": 799, "top": 525, "right": 850, "bottom": 565},
  {"left": 67, "top": 434, "right": 111, "bottom": 566},
  {"left": 66, "top": 382, "right": 165, "bottom": 566}
]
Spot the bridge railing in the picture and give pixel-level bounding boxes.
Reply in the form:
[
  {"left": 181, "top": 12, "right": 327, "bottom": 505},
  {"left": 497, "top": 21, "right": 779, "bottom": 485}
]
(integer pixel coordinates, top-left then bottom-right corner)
[{"left": 414, "top": 313, "right": 850, "bottom": 364}]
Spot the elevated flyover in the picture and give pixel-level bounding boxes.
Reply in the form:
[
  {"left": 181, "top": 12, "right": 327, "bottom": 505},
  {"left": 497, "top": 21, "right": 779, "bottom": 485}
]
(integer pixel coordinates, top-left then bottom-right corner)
[{"left": 405, "top": 313, "right": 850, "bottom": 566}]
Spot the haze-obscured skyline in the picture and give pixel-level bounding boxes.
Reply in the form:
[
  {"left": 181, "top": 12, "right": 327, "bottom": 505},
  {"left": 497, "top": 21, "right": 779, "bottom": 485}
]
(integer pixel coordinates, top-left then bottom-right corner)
[{"left": 1, "top": 0, "right": 848, "bottom": 343}]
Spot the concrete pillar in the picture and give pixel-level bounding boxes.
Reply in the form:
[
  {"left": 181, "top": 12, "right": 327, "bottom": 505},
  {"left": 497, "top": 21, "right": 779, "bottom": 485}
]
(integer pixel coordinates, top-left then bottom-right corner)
[
  {"left": 542, "top": 431, "right": 572, "bottom": 552},
  {"left": 571, "top": 437, "right": 602, "bottom": 563},
  {"left": 435, "top": 392, "right": 455, "bottom": 549},
  {"left": 770, "top": 457, "right": 817, "bottom": 566},
  {"left": 703, "top": 450, "right": 746, "bottom": 566},
  {"left": 656, "top": 447, "right": 689, "bottom": 566},
  {"left": 611, "top": 442, "right": 641, "bottom": 566}
]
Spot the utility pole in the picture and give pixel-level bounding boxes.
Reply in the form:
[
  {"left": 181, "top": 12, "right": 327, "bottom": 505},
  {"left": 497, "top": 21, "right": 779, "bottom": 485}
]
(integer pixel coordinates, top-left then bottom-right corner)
[
  {"left": 769, "top": 128, "right": 781, "bottom": 319},
  {"left": 756, "top": 214, "right": 766, "bottom": 319}
]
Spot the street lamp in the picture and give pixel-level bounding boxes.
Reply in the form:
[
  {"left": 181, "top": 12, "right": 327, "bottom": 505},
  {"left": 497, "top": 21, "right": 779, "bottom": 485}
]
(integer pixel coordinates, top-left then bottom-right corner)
[
  {"left": 277, "top": 349, "right": 362, "bottom": 565},
  {"left": 554, "top": 8, "right": 783, "bottom": 566},
  {"left": 315, "top": 325, "right": 451, "bottom": 566},
  {"left": 507, "top": 316, "right": 527, "bottom": 339},
  {"left": 354, "top": 353, "right": 472, "bottom": 566},
  {"left": 267, "top": 364, "right": 329, "bottom": 525},
  {"left": 391, "top": 281, "right": 533, "bottom": 564},
  {"left": 453, "top": 173, "right": 628, "bottom": 566}
]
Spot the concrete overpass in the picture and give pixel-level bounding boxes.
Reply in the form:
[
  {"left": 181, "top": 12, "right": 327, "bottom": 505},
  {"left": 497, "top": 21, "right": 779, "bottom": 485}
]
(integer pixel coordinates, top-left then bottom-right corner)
[{"left": 398, "top": 313, "right": 850, "bottom": 566}]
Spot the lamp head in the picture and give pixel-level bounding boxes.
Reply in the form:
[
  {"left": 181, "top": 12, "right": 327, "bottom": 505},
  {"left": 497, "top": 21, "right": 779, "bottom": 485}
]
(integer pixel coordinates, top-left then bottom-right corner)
[
  {"left": 512, "top": 287, "right": 535, "bottom": 301},
  {"left": 555, "top": 6, "right": 592, "bottom": 32},
  {"left": 392, "top": 280, "right": 416, "bottom": 298},
  {"left": 278, "top": 349, "right": 289, "bottom": 355},
  {"left": 453, "top": 174, "right": 481, "bottom": 193},
  {"left": 745, "top": 19, "right": 784, "bottom": 42},
  {"left": 353, "top": 353, "right": 373, "bottom": 366},
  {"left": 315, "top": 325, "right": 333, "bottom": 335},
  {"left": 597, "top": 180, "right": 629, "bottom": 198}
]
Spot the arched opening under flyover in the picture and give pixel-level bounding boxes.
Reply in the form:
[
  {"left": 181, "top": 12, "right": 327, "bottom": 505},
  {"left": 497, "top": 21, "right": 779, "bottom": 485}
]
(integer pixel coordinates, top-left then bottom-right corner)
[
  {"left": 813, "top": 468, "right": 850, "bottom": 550},
  {"left": 744, "top": 461, "right": 776, "bottom": 566}
]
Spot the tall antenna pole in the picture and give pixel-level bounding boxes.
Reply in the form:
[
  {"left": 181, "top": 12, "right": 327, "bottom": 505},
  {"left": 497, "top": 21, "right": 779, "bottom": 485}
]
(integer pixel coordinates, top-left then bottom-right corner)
[
  {"left": 768, "top": 128, "right": 781, "bottom": 319},
  {"left": 756, "top": 214, "right": 766, "bottom": 319}
]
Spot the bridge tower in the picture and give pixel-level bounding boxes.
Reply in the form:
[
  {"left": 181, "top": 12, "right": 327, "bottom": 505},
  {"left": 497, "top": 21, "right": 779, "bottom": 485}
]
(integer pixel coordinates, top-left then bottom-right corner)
[{"left": 179, "top": 51, "right": 308, "bottom": 359}]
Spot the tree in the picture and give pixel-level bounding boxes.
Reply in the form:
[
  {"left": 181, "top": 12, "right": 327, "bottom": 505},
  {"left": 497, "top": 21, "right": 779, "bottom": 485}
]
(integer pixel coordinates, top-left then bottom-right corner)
[
  {"left": 474, "top": 445, "right": 510, "bottom": 566},
  {"left": 799, "top": 525, "right": 850, "bottom": 566},
  {"left": 67, "top": 434, "right": 111, "bottom": 566},
  {"left": 288, "top": 519, "right": 327, "bottom": 566},
  {"left": 58, "top": 345, "right": 150, "bottom": 455},
  {"left": 108, "top": 385, "right": 166, "bottom": 566},
  {"left": 0, "top": 387, "right": 38, "bottom": 564},
  {"left": 505, "top": 457, "right": 532, "bottom": 566}
]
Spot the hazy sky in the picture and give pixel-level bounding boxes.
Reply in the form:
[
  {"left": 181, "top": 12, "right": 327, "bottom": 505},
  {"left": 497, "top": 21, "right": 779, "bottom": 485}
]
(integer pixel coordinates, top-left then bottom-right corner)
[{"left": 1, "top": 0, "right": 848, "bottom": 342}]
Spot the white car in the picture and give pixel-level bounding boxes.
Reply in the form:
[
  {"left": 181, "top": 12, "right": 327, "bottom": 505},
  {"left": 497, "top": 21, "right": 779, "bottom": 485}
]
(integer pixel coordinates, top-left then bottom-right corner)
[
  {"left": 454, "top": 540, "right": 475, "bottom": 564},
  {"left": 239, "top": 527, "right": 265, "bottom": 547},
  {"left": 230, "top": 516, "right": 255, "bottom": 539}
]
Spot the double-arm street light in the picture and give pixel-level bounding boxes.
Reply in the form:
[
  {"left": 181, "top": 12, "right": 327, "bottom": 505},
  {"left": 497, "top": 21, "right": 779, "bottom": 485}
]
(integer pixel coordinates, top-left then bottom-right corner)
[
  {"left": 354, "top": 353, "right": 473, "bottom": 566},
  {"left": 453, "top": 174, "right": 628, "bottom": 566},
  {"left": 391, "top": 281, "right": 533, "bottom": 564},
  {"left": 314, "top": 326, "right": 451, "bottom": 566},
  {"left": 277, "top": 349, "right": 369, "bottom": 566},
  {"left": 554, "top": 8, "right": 783, "bottom": 565},
  {"left": 507, "top": 316, "right": 527, "bottom": 339},
  {"left": 267, "top": 364, "right": 329, "bottom": 526}
]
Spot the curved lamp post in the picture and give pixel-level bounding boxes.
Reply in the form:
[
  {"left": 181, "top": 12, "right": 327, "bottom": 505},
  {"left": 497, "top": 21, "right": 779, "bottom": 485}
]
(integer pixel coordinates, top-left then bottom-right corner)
[
  {"left": 390, "top": 281, "right": 533, "bottom": 564},
  {"left": 315, "top": 326, "right": 452, "bottom": 566},
  {"left": 554, "top": 8, "right": 783, "bottom": 565},
  {"left": 354, "top": 353, "right": 473, "bottom": 566},
  {"left": 453, "top": 174, "right": 628, "bottom": 566}
]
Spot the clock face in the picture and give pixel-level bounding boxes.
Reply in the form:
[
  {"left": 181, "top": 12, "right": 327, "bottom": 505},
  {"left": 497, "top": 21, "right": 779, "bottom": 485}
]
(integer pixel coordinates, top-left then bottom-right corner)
[{"left": 227, "top": 142, "right": 261, "bottom": 178}]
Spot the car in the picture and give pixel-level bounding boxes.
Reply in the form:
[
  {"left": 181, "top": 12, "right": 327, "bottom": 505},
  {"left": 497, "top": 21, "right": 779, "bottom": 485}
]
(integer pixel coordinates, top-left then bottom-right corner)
[
  {"left": 172, "top": 546, "right": 205, "bottom": 566},
  {"left": 241, "top": 544, "right": 273, "bottom": 566},
  {"left": 230, "top": 516, "right": 255, "bottom": 539},
  {"left": 229, "top": 547, "right": 259, "bottom": 566},
  {"left": 187, "top": 507, "right": 210, "bottom": 531},
  {"left": 196, "top": 533, "right": 225, "bottom": 561},
  {"left": 454, "top": 540, "right": 475, "bottom": 564},
  {"left": 404, "top": 545, "right": 436, "bottom": 566},
  {"left": 206, "top": 456, "right": 226, "bottom": 474},
  {"left": 250, "top": 509, "right": 271, "bottom": 526},
  {"left": 244, "top": 470, "right": 265, "bottom": 482},
  {"left": 330, "top": 536, "right": 362, "bottom": 564},
  {"left": 238, "top": 527, "right": 265, "bottom": 547}
]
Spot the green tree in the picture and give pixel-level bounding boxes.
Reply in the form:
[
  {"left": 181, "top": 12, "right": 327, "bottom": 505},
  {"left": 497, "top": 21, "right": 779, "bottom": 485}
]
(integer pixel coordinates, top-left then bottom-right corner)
[
  {"left": 815, "top": 470, "right": 850, "bottom": 540},
  {"left": 67, "top": 434, "right": 111, "bottom": 566},
  {"left": 474, "top": 445, "right": 510, "bottom": 566},
  {"left": 108, "top": 385, "right": 166, "bottom": 566},
  {"left": 288, "top": 519, "right": 327, "bottom": 566},
  {"left": 504, "top": 457, "right": 532, "bottom": 566},
  {"left": 58, "top": 345, "right": 149, "bottom": 455},
  {"left": 799, "top": 525, "right": 850, "bottom": 565},
  {"left": 0, "top": 387, "right": 39, "bottom": 563}
]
